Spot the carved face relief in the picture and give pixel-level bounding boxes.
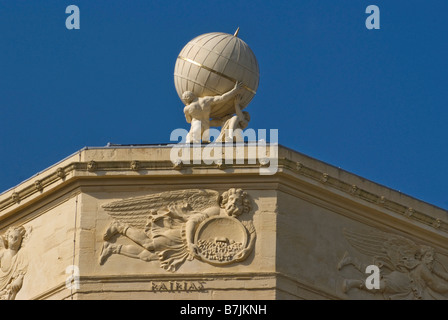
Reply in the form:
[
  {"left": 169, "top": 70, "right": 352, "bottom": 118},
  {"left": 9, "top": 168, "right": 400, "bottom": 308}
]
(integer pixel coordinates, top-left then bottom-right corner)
[
  {"left": 6, "top": 227, "right": 25, "bottom": 251},
  {"left": 421, "top": 248, "right": 435, "bottom": 266},
  {"left": 400, "top": 254, "right": 418, "bottom": 270},
  {"left": 161, "top": 216, "right": 173, "bottom": 229},
  {"left": 224, "top": 194, "right": 244, "bottom": 217},
  {"left": 220, "top": 188, "right": 250, "bottom": 218}
]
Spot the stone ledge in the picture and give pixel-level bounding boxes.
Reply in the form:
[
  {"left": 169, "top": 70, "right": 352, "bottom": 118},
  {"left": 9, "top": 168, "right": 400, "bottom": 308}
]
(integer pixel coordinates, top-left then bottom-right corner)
[{"left": 2, "top": 159, "right": 446, "bottom": 236}]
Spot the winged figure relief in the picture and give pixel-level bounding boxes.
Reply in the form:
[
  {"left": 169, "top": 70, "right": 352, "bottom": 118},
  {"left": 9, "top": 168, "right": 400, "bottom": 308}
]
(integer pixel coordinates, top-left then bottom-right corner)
[
  {"left": 99, "top": 188, "right": 255, "bottom": 272},
  {"left": 0, "top": 226, "right": 31, "bottom": 300},
  {"left": 338, "top": 228, "right": 448, "bottom": 300}
]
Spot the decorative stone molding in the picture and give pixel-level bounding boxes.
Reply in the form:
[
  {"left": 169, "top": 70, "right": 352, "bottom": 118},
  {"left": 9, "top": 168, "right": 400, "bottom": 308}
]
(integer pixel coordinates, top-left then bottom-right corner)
[
  {"left": 87, "top": 161, "right": 97, "bottom": 172},
  {"left": 130, "top": 161, "right": 140, "bottom": 171},
  {"left": 57, "top": 167, "right": 65, "bottom": 179},
  {"left": 282, "top": 157, "right": 447, "bottom": 233},
  {"left": 11, "top": 192, "right": 20, "bottom": 204},
  {"left": 0, "top": 145, "right": 447, "bottom": 300},
  {"left": 0, "top": 153, "right": 446, "bottom": 234},
  {"left": 34, "top": 180, "right": 43, "bottom": 192},
  {"left": 259, "top": 158, "right": 269, "bottom": 167},
  {"left": 350, "top": 185, "right": 359, "bottom": 196},
  {"left": 216, "top": 159, "right": 225, "bottom": 169},
  {"left": 172, "top": 159, "right": 183, "bottom": 170}
]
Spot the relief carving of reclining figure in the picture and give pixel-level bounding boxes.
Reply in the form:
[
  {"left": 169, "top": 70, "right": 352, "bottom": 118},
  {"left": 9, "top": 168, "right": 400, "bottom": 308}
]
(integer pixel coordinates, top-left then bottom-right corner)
[
  {"left": 338, "top": 228, "right": 448, "bottom": 300},
  {"left": 99, "top": 188, "right": 256, "bottom": 272}
]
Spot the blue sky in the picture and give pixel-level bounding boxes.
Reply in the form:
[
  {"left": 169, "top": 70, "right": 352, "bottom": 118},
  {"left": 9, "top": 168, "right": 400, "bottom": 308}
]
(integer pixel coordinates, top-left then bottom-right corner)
[{"left": 0, "top": 1, "right": 447, "bottom": 210}]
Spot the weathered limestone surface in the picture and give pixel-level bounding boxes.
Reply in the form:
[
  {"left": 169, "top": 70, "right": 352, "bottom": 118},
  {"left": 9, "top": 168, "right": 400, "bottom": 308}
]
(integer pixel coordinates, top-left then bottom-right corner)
[{"left": 0, "top": 145, "right": 447, "bottom": 300}]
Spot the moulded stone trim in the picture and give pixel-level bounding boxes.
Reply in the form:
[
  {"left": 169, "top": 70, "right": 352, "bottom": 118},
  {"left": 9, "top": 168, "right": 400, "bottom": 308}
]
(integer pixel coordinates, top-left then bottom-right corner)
[{"left": 1, "top": 150, "right": 446, "bottom": 234}]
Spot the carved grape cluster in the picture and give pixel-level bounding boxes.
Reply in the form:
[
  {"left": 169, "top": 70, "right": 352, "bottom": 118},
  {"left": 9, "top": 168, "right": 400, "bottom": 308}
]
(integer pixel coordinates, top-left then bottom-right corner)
[{"left": 197, "top": 239, "right": 243, "bottom": 262}]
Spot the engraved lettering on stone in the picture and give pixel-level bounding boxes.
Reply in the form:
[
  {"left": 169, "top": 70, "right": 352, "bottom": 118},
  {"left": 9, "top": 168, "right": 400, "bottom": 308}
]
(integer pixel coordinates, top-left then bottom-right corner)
[
  {"left": 150, "top": 280, "right": 206, "bottom": 292},
  {"left": 99, "top": 188, "right": 255, "bottom": 272},
  {"left": 338, "top": 228, "right": 448, "bottom": 299}
]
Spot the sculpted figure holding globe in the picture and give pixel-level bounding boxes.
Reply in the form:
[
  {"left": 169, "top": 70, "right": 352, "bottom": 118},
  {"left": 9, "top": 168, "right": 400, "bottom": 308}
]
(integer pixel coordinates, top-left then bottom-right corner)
[
  {"left": 183, "top": 81, "right": 243, "bottom": 143},
  {"left": 174, "top": 31, "right": 259, "bottom": 143},
  {"left": 211, "top": 94, "right": 251, "bottom": 143}
]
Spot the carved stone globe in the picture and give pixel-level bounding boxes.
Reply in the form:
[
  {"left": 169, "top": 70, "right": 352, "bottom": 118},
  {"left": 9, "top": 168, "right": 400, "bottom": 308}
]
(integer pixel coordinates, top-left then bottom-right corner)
[{"left": 174, "top": 31, "right": 259, "bottom": 118}]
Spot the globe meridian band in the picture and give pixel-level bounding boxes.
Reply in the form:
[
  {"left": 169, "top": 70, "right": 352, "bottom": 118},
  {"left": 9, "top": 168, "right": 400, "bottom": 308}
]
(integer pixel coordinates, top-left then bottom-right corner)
[{"left": 177, "top": 55, "right": 257, "bottom": 95}]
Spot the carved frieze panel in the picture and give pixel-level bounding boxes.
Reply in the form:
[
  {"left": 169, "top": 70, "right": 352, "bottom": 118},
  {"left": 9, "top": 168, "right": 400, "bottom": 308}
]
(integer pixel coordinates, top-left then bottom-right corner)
[
  {"left": 338, "top": 228, "right": 448, "bottom": 300},
  {"left": 99, "top": 188, "right": 256, "bottom": 272}
]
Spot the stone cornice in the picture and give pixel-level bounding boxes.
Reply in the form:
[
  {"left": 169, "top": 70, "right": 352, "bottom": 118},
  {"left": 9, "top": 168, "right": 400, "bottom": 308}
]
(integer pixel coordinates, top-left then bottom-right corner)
[
  {"left": 1, "top": 145, "right": 446, "bottom": 234},
  {"left": 278, "top": 157, "right": 448, "bottom": 234}
]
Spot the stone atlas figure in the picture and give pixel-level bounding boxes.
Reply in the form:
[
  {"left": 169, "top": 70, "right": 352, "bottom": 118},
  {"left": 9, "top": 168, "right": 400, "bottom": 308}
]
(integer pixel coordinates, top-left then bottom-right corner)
[
  {"left": 183, "top": 81, "right": 243, "bottom": 143},
  {"left": 211, "top": 94, "right": 251, "bottom": 143},
  {"left": 174, "top": 29, "right": 259, "bottom": 144}
]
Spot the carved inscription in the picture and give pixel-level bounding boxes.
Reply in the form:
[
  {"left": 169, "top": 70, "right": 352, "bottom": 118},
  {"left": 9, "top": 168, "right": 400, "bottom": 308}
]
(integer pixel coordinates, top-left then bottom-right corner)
[{"left": 150, "top": 280, "right": 206, "bottom": 292}]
